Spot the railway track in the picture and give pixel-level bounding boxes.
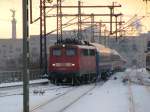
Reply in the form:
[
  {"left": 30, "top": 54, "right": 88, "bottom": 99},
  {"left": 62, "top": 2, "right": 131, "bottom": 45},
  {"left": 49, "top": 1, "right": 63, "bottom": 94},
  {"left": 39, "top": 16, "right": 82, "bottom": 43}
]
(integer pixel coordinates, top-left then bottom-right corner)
[
  {"left": 58, "top": 85, "right": 95, "bottom": 112},
  {"left": 126, "top": 69, "right": 150, "bottom": 112},
  {"left": 30, "top": 86, "right": 77, "bottom": 112},
  {"left": 0, "top": 87, "right": 23, "bottom": 97},
  {"left": 0, "top": 84, "right": 70, "bottom": 97},
  {"left": 126, "top": 71, "right": 136, "bottom": 112},
  {"left": 30, "top": 84, "right": 97, "bottom": 112},
  {"left": 128, "top": 79, "right": 136, "bottom": 112}
]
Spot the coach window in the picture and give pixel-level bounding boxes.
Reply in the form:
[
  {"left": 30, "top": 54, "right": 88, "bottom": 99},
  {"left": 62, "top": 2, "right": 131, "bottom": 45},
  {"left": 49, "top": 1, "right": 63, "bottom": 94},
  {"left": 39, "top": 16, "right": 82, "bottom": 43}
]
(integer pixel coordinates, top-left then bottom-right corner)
[
  {"left": 52, "top": 48, "right": 61, "bottom": 56},
  {"left": 112, "top": 55, "right": 120, "bottom": 61},
  {"left": 100, "top": 54, "right": 110, "bottom": 62},
  {"left": 66, "top": 48, "right": 76, "bottom": 56}
]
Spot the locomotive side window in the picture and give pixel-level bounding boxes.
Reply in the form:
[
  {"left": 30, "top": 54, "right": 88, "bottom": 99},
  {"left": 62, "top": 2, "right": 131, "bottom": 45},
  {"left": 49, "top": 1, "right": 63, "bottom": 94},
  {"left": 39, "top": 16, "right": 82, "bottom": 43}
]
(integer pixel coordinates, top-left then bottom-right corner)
[
  {"left": 52, "top": 48, "right": 61, "bottom": 56},
  {"left": 89, "top": 49, "right": 96, "bottom": 56},
  {"left": 82, "top": 49, "right": 89, "bottom": 56},
  {"left": 66, "top": 48, "right": 76, "bottom": 56}
]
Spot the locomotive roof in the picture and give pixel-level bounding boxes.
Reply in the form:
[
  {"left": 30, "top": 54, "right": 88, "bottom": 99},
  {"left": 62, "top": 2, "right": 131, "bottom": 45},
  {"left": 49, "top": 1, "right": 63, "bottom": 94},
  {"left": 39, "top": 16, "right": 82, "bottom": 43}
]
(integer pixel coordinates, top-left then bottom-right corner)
[
  {"left": 50, "top": 44, "right": 95, "bottom": 49},
  {"left": 50, "top": 43, "right": 120, "bottom": 55},
  {"left": 75, "top": 45, "right": 96, "bottom": 49}
]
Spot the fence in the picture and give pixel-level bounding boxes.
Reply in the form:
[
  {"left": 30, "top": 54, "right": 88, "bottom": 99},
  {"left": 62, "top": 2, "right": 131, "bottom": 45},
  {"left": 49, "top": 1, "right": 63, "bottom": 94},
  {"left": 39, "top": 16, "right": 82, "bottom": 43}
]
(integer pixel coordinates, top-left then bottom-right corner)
[{"left": 0, "top": 69, "right": 42, "bottom": 83}]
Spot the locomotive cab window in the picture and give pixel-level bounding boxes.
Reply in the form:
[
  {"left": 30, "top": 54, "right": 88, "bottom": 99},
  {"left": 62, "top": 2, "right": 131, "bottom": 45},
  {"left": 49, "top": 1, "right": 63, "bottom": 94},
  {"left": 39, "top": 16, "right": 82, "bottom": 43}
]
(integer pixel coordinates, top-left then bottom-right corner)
[
  {"left": 66, "top": 48, "right": 76, "bottom": 56},
  {"left": 52, "top": 48, "right": 61, "bottom": 56}
]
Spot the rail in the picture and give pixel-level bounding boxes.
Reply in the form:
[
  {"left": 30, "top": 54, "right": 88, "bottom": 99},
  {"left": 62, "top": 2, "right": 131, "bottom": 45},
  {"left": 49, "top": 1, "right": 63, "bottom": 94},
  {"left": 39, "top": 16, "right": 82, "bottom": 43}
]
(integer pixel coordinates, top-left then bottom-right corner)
[
  {"left": 30, "top": 83, "right": 101, "bottom": 112},
  {"left": 124, "top": 70, "right": 136, "bottom": 112}
]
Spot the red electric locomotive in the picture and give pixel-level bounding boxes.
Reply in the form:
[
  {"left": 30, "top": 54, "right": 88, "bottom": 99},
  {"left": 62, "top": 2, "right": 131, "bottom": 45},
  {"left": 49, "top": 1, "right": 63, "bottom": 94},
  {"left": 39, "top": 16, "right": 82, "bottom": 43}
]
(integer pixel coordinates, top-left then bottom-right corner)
[
  {"left": 48, "top": 42, "right": 97, "bottom": 84},
  {"left": 48, "top": 40, "right": 126, "bottom": 85}
]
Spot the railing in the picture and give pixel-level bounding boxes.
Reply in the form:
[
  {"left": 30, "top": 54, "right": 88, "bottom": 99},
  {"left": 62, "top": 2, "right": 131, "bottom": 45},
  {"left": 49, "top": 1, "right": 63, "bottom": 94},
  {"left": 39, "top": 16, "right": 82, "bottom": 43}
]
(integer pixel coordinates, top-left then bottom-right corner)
[{"left": 0, "top": 69, "right": 43, "bottom": 83}]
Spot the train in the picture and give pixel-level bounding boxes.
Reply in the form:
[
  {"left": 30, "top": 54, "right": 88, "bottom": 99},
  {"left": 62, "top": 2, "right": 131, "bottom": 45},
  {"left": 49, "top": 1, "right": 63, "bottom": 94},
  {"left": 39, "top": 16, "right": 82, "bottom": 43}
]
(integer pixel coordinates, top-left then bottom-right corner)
[
  {"left": 48, "top": 39, "right": 126, "bottom": 85},
  {"left": 145, "top": 41, "right": 150, "bottom": 71},
  {"left": 146, "top": 52, "right": 150, "bottom": 71}
]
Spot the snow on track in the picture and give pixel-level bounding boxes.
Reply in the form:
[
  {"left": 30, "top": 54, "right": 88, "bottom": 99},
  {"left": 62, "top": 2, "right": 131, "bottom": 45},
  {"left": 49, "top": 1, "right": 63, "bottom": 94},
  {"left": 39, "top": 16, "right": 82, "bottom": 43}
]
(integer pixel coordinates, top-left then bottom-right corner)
[
  {"left": 64, "top": 72, "right": 129, "bottom": 112},
  {"left": 0, "top": 79, "right": 49, "bottom": 88},
  {"left": 31, "top": 84, "right": 96, "bottom": 112},
  {"left": 0, "top": 84, "right": 72, "bottom": 112},
  {"left": 130, "top": 84, "right": 150, "bottom": 112},
  {"left": 0, "top": 84, "right": 69, "bottom": 97},
  {"left": 1, "top": 69, "right": 150, "bottom": 112},
  {"left": 64, "top": 69, "right": 150, "bottom": 112}
]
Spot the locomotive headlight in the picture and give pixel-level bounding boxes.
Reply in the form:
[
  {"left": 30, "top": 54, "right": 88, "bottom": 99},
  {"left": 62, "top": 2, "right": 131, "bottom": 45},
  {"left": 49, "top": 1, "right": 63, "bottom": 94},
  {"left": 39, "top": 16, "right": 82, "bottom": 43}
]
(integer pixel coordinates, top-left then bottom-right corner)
[
  {"left": 62, "top": 44, "right": 65, "bottom": 47},
  {"left": 52, "top": 64, "right": 56, "bottom": 66},
  {"left": 71, "top": 64, "right": 75, "bottom": 66}
]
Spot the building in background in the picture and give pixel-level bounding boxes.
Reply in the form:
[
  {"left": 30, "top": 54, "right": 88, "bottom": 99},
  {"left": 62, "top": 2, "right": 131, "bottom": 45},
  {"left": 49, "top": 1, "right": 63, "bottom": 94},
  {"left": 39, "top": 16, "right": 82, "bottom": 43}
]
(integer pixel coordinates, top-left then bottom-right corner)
[{"left": 0, "top": 30, "right": 149, "bottom": 71}]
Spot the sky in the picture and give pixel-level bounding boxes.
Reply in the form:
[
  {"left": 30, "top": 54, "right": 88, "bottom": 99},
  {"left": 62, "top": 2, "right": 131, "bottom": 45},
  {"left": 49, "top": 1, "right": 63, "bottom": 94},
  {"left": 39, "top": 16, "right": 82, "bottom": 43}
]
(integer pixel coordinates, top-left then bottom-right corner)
[{"left": 0, "top": 0, "right": 150, "bottom": 38}]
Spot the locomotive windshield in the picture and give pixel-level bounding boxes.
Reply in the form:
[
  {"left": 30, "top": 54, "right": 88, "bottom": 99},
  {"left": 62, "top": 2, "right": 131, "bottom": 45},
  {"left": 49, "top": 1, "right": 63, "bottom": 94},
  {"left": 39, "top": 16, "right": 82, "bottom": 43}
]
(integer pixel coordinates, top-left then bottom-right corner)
[
  {"left": 66, "top": 48, "right": 76, "bottom": 56},
  {"left": 52, "top": 48, "right": 61, "bottom": 56}
]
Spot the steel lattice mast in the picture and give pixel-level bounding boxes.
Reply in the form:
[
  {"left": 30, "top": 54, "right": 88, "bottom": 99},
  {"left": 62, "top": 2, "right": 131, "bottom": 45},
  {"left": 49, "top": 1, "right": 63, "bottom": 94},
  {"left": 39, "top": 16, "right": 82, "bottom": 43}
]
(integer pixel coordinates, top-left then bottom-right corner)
[
  {"left": 57, "top": 0, "right": 63, "bottom": 43},
  {"left": 78, "top": 1, "right": 82, "bottom": 40},
  {"left": 40, "top": 0, "right": 47, "bottom": 74},
  {"left": 29, "top": 0, "right": 123, "bottom": 75}
]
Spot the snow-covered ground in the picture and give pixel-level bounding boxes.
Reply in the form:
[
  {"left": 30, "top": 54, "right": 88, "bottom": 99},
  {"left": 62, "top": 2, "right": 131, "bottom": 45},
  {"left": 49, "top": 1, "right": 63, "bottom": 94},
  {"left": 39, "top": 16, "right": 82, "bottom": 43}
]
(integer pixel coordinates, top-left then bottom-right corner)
[
  {"left": 0, "top": 69, "right": 150, "bottom": 112},
  {"left": 64, "top": 69, "right": 150, "bottom": 112},
  {"left": 0, "top": 84, "right": 73, "bottom": 112}
]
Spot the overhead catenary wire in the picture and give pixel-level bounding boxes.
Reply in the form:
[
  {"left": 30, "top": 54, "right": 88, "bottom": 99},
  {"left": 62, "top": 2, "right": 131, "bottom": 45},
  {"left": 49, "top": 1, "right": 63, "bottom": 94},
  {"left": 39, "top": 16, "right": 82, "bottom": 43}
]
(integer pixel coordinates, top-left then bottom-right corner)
[
  {"left": 101, "top": 15, "right": 146, "bottom": 40},
  {"left": 123, "top": 3, "right": 145, "bottom": 26},
  {"left": 46, "top": 16, "right": 90, "bottom": 35},
  {"left": 122, "top": 16, "right": 146, "bottom": 30},
  {"left": 112, "top": 0, "right": 148, "bottom": 37}
]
